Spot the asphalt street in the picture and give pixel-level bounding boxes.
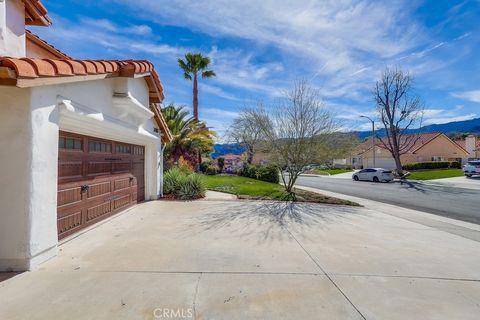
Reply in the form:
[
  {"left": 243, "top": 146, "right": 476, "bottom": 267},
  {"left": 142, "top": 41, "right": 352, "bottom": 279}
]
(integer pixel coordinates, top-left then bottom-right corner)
[{"left": 296, "top": 175, "right": 480, "bottom": 224}]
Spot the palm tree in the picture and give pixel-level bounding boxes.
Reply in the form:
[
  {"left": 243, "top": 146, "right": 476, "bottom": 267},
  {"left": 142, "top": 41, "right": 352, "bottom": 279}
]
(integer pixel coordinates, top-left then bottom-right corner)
[
  {"left": 161, "top": 104, "right": 215, "bottom": 168},
  {"left": 178, "top": 53, "right": 216, "bottom": 120}
]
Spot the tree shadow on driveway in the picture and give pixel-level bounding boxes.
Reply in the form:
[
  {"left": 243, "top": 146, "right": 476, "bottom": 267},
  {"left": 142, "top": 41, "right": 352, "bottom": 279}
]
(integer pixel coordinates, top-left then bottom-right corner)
[{"left": 184, "top": 200, "right": 362, "bottom": 244}]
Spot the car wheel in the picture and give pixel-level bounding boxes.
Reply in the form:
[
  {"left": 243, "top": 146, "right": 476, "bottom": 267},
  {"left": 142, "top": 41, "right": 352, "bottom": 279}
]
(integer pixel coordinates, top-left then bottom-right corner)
[
  {"left": 466, "top": 174, "right": 472, "bottom": 178},
  {"left": 373, "top": 176, "right": 379, "bottom": 182},
  {"left": 353, "top": 175, "right": 359, "bottom": 181}
]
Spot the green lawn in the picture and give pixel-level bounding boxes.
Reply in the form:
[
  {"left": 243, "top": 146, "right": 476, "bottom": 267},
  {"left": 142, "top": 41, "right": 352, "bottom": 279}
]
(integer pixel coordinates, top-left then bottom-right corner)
[
  {"left": 313, "top": 168, "right": 353, "bottom": 175},
  {"left": 202, "top": 175, "right": 359, "bottom": 206},
  {"left": 406, "top": 169, "right": 464, "bottom": 180}
]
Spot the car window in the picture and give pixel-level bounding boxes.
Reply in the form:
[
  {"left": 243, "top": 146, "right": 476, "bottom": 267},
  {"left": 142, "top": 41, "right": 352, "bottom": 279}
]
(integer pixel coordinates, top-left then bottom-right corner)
[
  {"left": 468, "top": 161, "right": 480, "bottom": 165},
  {"left": 358, "top": 169, "right": 366, "bottom": 173},
  {"left": 366, "top": 169, "right": 376, "bottom": 172}
]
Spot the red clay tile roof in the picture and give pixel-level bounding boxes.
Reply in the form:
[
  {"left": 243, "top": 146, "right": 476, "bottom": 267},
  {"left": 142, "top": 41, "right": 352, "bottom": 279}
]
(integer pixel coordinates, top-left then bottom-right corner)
[
  {"left": 23, "top": 0, "right": 51, "bottom": 26},
  {"left": 357, "top": 132, "right": 467, "bottom": 155},
  {"left": 26, "top": 30, "right": 72, "bottom": 60},
  {"left": 455, "top": 139, "right": 480, "bottom": 150},
  {"left": 0, "top": 56, "right": 172, "bottom": 142}
]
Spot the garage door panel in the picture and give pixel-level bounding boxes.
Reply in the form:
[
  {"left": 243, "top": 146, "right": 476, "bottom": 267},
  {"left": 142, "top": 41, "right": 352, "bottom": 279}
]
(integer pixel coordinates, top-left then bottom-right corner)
[
  {"left": 87, "top": 181, "right": 112, "bottom": 199},
  {"left": 57, "top": 210, "right": 83, "bottom": 236},
  {"left": 58, "top": 161, "right": 83, "bottom": 182},
  {"left": 113, "top": 193, "right": 132, "bottom": 210},
  {"left": 114, "top": 176, "right": 133, "bottom": 191},
  {"left": 86, "top": 201, "right": 112, "bottom": 222},
  {"left": 112, "top": 161, "right": 132, "bottom": 173},
  {"left": 57, "top": 131, "right": 145, "bottom": 240},
  {"left": 57, "top": 186, "right": 83, "bottom": 207},
  {"left": 87, "top": 161, "right": 113, "bottom": 177}
]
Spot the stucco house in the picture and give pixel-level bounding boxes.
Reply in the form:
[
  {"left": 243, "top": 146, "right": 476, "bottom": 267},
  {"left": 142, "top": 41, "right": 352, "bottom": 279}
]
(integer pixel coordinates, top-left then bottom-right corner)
[
  {"left": 346, "top": 133, "right": 469, "bottom": 169},
  {"left": 0, "top": 0, "right": 172, "bottom": 271},
  {"left": 455, "top": 135, "right": 480, "bottom": 160}
]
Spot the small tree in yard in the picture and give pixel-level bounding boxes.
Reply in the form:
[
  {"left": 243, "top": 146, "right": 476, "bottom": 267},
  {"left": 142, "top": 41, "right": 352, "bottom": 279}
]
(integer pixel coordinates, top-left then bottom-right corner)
[
  {"left": 373, "top": 67, "right": 424, "bottom": 176},
  {"left": 217, "top": 157, "right": 225, "bottom": 173},
  {"left": 228, "top": 105, "right": 263, "bottom": 164},
  {"left": 252, "top": 80, "right": 348, "bottom": 194}
]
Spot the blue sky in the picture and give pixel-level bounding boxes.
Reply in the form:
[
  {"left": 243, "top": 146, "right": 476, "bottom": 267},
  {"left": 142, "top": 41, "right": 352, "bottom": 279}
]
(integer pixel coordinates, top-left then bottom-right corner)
[{"left": 32, "top": 0, "right": 480, "bottom": 138}]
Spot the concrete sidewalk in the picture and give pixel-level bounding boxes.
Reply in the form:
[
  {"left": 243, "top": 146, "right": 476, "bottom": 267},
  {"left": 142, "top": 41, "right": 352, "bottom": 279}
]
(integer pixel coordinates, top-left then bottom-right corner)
[{"left": 1, "top": 197, "right": 479, "bottom": 319}]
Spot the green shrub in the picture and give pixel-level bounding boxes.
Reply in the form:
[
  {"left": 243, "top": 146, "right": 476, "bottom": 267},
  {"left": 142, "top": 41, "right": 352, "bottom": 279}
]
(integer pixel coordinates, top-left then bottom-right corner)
[
  {"left": 163, "top": 168, "right": 206, "bottom": 200},
  {"left": 176, "top": 173, "right": 206, "bottom": 200},
  {"left": 199, "top": 160, "right": 213, "bottom": 173},
  {"left": 205, "top": 165, "right": 217, "bottom": 175},
  {"left": 238, "top": 164, "right": 279, "bottom": 183},
  {"left": 163, "top": 168, "right": 183, "bottom": 194},
  {"left": 402, "top": 161, "right": 461, "bottom": 171}
]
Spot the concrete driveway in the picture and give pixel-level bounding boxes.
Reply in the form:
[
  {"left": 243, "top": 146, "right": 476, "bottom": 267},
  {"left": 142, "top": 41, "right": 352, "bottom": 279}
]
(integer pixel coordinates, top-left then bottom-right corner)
[{"left": 1, "top": 198, "right": 480, "bottom": 319}]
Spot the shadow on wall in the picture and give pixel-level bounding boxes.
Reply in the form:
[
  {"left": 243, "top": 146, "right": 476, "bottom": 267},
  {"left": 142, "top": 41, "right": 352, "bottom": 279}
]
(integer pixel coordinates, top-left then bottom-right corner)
[{"left": 183, "top": 200, "right": 363, "bottom": 244}]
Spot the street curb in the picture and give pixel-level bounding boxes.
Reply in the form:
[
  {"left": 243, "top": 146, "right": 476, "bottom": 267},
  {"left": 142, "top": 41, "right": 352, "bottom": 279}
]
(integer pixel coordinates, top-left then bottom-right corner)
[{"left": 295, "top": 185, "right": 480, "bottom": 237}]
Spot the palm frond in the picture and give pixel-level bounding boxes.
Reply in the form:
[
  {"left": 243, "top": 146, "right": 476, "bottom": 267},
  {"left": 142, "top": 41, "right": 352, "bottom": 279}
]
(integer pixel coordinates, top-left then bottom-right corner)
[{"left": 201, "top": 70, "right": 216, "bottom": 78}]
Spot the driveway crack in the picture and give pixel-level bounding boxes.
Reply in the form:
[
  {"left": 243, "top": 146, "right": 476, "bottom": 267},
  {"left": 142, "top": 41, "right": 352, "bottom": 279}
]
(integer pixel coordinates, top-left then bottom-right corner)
[
  {"left": 283, "top": 224, "right": 367, "bottom": 320},
  {"left": 193, "top": 273, "right": 202, "bottom": 320}
]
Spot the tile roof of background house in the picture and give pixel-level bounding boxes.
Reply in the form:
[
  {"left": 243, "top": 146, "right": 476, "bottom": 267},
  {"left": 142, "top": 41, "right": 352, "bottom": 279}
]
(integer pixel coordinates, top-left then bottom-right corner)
[
  {"left": 357, "top": 132, "right": 468, "bottom": 155},
  {"left": 455, "top": 139, "right": 480, "bottom": 150}
]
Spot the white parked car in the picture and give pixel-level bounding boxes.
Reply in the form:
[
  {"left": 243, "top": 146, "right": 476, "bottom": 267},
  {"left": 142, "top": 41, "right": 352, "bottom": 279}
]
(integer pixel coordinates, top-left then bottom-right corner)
[
  {"left": 463, "top": 160, "right": 480, "bottom": 177},
  {"left": 352, "top": 168, "right": 394, "bottom": 182}
]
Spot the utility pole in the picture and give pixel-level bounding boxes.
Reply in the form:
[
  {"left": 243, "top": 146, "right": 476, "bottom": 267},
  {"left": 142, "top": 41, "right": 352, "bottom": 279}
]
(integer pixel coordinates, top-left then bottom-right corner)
[{"left": 360, "top": 115, "right": 375, "bottom": 168}]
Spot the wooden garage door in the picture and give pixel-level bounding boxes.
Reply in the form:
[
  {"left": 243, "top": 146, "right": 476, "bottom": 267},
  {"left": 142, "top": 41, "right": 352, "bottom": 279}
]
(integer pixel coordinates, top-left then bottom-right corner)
[{"left": 57, "top": 131, "right": 145, "bottom": 239}]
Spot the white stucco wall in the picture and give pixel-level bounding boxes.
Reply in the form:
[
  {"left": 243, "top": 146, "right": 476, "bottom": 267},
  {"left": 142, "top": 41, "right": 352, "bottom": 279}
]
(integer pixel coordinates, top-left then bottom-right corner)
[
  {"left": 0, "top": 0, "right": 26, "bottom": 57},
  {"left": 0, "top": 76, "right": 163, "bottom": 271}
]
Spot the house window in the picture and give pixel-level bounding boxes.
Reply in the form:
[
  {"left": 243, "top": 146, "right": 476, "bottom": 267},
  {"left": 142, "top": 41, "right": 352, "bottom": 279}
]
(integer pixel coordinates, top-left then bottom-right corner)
[
  {"left": 431, "top": 156, "right": 445, "bottom": 161},
  {"left": 59, "top": 137, "right": 82, "bottom": 150},
  {"left": 116, "top": 144, "right": 131, "bottom": 154},
  {"left": 89, "top": 141, "right": 112, "bottom": 153},
  {"left": 133, "top": 146, "right": 144, "bottom": 155}
]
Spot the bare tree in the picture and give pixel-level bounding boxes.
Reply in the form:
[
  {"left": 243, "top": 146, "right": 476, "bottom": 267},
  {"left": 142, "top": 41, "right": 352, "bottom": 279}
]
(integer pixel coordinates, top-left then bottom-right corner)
[
  {"left": 227, "top": 104, "right": 263, "bottom": 164},
  {"left": 252, "top": 80, "right": 347, "bottom": 193},
  {"left": 373, "top": 67, "right": 424, "bottom": 176}
]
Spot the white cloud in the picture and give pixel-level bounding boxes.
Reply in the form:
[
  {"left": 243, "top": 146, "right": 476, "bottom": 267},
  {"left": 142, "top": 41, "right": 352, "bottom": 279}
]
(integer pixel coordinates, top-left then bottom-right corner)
[
  {"left": 423, "top": 114, "right": 476, "bottom": 125},
  {"left": 110, "top": 0, "right": 426, "bottom": 100},
  {"left": 199, "top": 84, "right": 242, "bottom": 102},
  {"left": 81, "top": 17, "right": 153, "bottom": 36},
  {"left": 422, "top": 107, "right": 476, "bottom": 125},
  {"left": 206, "top": 47, "right": 287, "bottom": 97},
  {"left": 31, "top": 15, "right": 181, "bottom": 59},
  {"left": 451, "top": 90, "right": 480, "bottom": 103},
  {"left": 202, "top": 107, "right": 239, "bottom": 119}
]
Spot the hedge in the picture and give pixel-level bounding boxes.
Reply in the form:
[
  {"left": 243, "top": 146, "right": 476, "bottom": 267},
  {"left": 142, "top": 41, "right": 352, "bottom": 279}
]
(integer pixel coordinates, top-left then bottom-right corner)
[
  {"left": 238, "top": 164, "right": 279, "bottom": 183},
  {"left": 402, "top": 161, "right": 461, "bottom": 171}
]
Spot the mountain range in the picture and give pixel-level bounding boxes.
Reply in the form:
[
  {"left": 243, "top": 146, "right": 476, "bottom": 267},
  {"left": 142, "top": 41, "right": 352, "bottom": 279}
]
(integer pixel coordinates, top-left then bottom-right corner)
[
  {"left": 356, "top": 117, "right": 480, "bottom": 139},
  {"left": 212, "top": 117, "right": 480, "bottom": 158}
]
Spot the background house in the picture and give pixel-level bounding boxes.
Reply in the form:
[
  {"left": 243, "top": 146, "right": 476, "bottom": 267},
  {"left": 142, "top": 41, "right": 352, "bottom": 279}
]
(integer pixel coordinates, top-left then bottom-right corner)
[
  {"left": 455, "top": 135, "right": 480, "bottom": 160},
  {"left": 0, "top": 0, "right": 171, "bottom": 271},
  {"left": 222, "top": 153, "right": 244, "bottom": 173},
  {"left": 345, "top": 133, "right": 468, "bottom": 169}
]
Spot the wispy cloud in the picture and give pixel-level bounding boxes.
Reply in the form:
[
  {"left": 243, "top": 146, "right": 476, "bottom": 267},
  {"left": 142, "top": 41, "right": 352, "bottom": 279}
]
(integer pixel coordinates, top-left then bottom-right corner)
[
  {"left": 81, "top": 17, "right": 153, "bottom": 36},
  {"left": 451, "top": 90, "right": 480, "bottom": 103},
  {"left": 422, "top": 107, "right": 477, "bottom": 125}
]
